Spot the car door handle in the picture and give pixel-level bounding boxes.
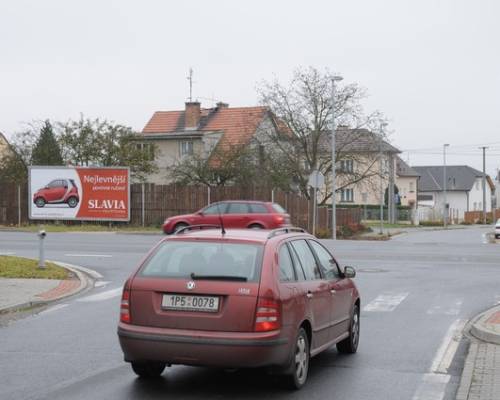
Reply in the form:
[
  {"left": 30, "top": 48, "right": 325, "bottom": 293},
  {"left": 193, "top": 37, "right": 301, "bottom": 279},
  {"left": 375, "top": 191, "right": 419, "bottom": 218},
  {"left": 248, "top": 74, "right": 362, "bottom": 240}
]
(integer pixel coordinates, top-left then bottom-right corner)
[
  {"left": 306, "top": 292, "right": 313, "bottom": 299},
  {"left": 330, "top": 289, "right": 336, "bottom": 295}
]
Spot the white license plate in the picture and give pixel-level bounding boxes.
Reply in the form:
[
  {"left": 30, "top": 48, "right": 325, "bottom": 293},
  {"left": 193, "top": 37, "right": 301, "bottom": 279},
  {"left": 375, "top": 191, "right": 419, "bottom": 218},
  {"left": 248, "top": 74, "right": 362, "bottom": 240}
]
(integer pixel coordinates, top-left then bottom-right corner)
[{"left": 162, "top": 294, "right": 219, "bottom": 312}]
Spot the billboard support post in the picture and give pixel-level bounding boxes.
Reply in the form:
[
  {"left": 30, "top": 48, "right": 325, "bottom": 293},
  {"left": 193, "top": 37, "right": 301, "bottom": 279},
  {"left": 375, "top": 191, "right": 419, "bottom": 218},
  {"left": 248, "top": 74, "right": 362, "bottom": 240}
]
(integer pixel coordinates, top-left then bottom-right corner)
[
  {"left": 37, "top": 229, "right": 46, "bottom": 269},
  {"left": 17, "top": 184, "right": 21, "bottom": 227}
]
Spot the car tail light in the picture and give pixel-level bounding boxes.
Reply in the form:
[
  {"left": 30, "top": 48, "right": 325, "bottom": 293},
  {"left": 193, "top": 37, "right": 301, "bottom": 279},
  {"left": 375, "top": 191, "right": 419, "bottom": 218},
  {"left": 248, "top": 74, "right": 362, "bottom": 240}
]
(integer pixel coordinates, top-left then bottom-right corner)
[
  {"left": 254, "top": 298, "right": 281, "bottom": 332},
  {"left": 274, "top": 215, "right": 285, "bottom": 224},
  {"left": 120, "top": 286, "right": 131, "bottom": 323}
]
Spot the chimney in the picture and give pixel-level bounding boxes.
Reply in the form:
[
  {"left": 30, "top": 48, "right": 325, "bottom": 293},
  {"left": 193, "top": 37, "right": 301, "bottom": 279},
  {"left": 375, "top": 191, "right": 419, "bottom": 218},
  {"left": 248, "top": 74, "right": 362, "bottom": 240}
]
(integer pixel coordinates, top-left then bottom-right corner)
[
  {"left": 216, "top": 102, "right": 229, "bottom": 109},
  {"left": 185, "top": 102, "right": 201, "bottom": 129}
]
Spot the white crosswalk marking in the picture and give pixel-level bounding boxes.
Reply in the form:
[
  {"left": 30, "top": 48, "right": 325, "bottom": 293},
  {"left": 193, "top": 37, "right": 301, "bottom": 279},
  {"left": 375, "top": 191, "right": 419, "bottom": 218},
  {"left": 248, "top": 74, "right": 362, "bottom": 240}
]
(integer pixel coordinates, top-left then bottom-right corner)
[
  {"left": 363, "top": 292, "right": 409, "bottom": 312},
  {"left": 77, "top": 287, "right": 122, "bottom": 302},
  {"left": 427, "top": 299, "right": 463, "bottom": 316}
]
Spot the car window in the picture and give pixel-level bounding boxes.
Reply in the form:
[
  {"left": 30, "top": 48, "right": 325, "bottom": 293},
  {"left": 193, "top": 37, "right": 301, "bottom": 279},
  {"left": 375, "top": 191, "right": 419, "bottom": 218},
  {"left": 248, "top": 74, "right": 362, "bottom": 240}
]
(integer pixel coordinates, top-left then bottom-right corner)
[
  {"left": 278, "top": 244, "right": 296, "bottom": 282},
  {"left": 226, "top": 203, "right": 249, "bottom": 214},
  {"left": 140, "top": 240, "right": 263, "bottom": 282},
  {"left": 249, "top": 203, "right": 268, "bottom": 213},
  {"left": 288, "top": 243, "right": 306, "bottom": 281},
  {"left": 203, "top": 203, "right": 227, "bottom": 215},
  {"left": 290, "top": 240, "right": 321, "bottom": 280},
  {"left": 272, "top": 203, "right": 287, "bottom": 213},
  {"left": 48, "top": 180, "right": 59, "bottom": 188},
  {"left": 309, "top": 240, "right": 340, "bottom": 279}
]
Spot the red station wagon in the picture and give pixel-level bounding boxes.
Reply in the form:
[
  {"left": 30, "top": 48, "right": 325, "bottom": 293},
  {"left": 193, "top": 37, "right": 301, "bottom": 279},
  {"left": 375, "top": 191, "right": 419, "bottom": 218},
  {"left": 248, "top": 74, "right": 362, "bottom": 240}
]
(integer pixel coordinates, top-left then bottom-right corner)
[
  {"left": 117, "top": 226, "right": 360, "bottom": 389},
  {"left": 162, "top": 201, "right": 291, "bottom": 234}
]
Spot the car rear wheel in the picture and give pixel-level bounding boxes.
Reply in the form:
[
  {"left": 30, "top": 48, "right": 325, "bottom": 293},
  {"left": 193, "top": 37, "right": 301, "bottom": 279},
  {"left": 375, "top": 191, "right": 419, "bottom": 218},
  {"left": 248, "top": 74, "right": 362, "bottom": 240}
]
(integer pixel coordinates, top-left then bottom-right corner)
[
  {"left": 285, "top": 327, "right": 310, "bottom": 390},
  {"left": 131, "top": 361, "right": 166, "bottom": 378},
  {"left": 248, "top": 224, "right": 264, "bottom": 229},
  {"left": 336, "top": 304, "right": 360, "bottom": 354},
  {"left": 67, "top": 197, "right": 78, "bottom": 208},
  {"left": 35, "top": 198, "right": 46, "bottom": 208}
]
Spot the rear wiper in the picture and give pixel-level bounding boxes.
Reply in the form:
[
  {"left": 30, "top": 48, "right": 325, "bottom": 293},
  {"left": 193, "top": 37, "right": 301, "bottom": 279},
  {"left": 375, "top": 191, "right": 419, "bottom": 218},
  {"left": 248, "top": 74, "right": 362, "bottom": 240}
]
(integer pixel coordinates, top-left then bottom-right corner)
[{"left": 190, "top": 273, "right": 247, "bottom": 281}]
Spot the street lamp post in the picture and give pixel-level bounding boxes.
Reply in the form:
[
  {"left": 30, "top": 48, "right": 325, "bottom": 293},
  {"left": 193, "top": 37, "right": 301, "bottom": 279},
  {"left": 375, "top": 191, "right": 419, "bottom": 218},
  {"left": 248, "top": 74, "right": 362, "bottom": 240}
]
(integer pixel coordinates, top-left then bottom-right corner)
[
  {"left": 331, "top": 75, "right": 343, "bottom": 240},
  {"left": 443, "top": 144, "right": 450, "bottom": 228},
  {"left": 379, "top": 122, "right": 387, "bottom": 235}
]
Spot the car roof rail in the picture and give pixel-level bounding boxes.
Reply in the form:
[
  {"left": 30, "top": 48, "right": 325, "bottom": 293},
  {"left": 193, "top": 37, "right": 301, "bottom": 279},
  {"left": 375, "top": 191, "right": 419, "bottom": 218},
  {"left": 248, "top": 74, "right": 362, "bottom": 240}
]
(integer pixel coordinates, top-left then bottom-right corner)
[
  {"left": 174, "top": 224, "right": 222, "bottom": 235},
  {"left": 267, "top": 227, "right": 307, "bottom": 239}
]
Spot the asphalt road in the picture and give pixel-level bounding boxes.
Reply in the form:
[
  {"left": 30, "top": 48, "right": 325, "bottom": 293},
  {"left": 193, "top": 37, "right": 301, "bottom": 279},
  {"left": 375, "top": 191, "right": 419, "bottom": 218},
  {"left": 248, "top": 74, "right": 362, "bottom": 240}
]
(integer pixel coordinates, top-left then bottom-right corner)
[{"left": 0, "top": 226, "right": 499, "bottom": 400}]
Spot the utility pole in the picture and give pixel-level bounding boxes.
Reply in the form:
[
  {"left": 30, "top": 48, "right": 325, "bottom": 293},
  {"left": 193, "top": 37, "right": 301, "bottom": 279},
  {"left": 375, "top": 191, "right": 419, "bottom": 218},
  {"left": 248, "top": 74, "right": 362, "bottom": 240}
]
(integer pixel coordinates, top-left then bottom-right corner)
[
  {"left": 331, "top": 75, "right": 343, "bottom": 240},
  {"left": 388, "top": 153, "right": 395, "bottom": 224},
  {"left": 443, "top": 144, "right": 450, "bottom": 228},
  {"left": 480, "top": 146, "right": 488, "bottom": 224}
]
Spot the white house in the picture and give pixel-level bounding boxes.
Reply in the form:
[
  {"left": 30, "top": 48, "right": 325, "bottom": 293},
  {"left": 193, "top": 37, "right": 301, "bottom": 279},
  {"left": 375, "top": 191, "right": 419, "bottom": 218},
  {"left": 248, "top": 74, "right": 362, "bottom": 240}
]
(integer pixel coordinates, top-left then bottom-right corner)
[{"left": 413, "top": 165, "right": 493, "bottom": 222}]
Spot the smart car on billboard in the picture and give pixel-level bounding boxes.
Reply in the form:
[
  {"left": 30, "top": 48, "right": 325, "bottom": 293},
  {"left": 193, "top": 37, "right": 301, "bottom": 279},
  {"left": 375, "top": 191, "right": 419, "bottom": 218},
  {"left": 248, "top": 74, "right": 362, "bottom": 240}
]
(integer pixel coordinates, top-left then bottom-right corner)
[{"left": 29, "top": 166, "right": 130, "bottom": 221}]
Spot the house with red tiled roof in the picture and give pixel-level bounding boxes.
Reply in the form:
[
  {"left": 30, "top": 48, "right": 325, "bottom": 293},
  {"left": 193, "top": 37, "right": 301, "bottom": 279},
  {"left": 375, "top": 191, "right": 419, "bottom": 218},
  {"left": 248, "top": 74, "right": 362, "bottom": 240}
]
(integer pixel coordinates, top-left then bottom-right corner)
[{"left": 139, "top": 102, "right": 280, "bottom": 183}]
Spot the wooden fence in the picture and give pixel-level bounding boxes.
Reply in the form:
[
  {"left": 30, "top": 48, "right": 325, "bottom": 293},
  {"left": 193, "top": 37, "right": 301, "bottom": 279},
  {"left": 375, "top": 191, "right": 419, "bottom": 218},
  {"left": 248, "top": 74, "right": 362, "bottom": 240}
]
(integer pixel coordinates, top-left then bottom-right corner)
[
  {"left": 0, "top": 181, "right": 362, "bottom": 232},
  {"left": 464, "top": 209, "right": 500, "bottom": 224}
]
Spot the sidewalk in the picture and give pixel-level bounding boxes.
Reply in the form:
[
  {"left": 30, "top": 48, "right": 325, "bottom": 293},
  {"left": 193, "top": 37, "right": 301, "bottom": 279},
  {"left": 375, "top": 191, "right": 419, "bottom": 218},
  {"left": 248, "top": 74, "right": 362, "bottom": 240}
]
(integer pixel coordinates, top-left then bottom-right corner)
[
  {"left": 456, "top": 306, "right": 500, "bottom": 400},
  {"left": 0, "top": 262, "right": 92, "bottom": 313}
]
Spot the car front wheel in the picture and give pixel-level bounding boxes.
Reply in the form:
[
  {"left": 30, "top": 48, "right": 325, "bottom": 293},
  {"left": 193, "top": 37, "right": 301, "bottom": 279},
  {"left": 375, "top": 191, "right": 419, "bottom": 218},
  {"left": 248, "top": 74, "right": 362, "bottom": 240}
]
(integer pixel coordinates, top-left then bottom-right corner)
[
  {"left": 285, "top": 327, "right": 310, "bottom": 390},
  {"left": 337, "top": 304, "right": 360, "bottom": 354},
  {"left": 131, "top": 361, "right": 166, "bottom": 378},
  {"left": 35, "top": 198, "right": 46, "bottom": 208}
]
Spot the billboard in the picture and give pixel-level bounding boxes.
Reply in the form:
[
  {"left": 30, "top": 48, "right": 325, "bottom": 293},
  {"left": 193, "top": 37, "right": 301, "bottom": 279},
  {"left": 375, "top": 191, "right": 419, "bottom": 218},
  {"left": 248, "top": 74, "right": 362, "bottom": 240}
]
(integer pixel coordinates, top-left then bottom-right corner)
[{"left": 29, "top": 166, "right": 130, "bottom": 221}]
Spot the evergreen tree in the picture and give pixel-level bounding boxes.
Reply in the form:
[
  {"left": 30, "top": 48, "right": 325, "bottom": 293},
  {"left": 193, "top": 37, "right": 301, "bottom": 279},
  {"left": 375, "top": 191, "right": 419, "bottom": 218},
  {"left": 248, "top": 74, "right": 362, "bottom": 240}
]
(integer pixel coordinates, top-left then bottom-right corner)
[{"left": 31, "top": 120, "right": 63, "bottom": 165}]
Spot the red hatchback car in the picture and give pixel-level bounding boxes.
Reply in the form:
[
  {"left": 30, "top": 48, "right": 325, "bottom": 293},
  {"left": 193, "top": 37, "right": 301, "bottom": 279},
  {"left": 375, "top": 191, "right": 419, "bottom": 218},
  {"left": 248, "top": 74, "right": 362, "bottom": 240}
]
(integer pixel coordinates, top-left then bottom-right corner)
[
  {"left": 33, "top": 178, "right": 79, "bottom": 208},
  {"left": 162, "top": 201, "right": 291, "bottom": 234},
  {"left": 118, "top": 226, "right": 360, "bottom": 389}
]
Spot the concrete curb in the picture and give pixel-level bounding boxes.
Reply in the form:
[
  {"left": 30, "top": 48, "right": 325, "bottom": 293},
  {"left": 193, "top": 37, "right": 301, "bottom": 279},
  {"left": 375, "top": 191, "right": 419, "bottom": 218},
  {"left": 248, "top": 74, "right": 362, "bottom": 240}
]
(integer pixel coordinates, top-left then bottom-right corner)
[
  {"left": 470, "top": 305, "right": 500, "bottom": 345},
  {"left": 0, "top": 259, "right": 98, "bottom": 314}
]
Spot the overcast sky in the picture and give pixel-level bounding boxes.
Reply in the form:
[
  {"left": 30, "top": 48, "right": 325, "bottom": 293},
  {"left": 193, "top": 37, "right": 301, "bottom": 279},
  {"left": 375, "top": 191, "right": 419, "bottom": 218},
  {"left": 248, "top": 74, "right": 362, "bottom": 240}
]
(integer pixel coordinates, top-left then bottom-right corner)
[{"left": 1, "top": 0, "right": 499, "bottom": 176}]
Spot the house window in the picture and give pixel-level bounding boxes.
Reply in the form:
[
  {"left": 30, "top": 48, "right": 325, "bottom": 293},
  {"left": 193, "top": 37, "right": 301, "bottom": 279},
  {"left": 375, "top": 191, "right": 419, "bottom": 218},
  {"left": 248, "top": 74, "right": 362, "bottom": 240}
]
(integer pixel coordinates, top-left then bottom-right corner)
[
  {"left": 473, "top": 202, "right": 477, "bottom": 210},
  {"left": 409, "top": 182, "right": 415, "bottom": 193},
  {"left": 135, "top": 143, "right": 155, "bottom": 161},
  {"left": 476, "top": 181, "right": 480, "bottom": 190},
  {"left": 340, "top": 188, "right": 354, "bottom": 202},
  {"left": 340, "top": 159, "right": 354, "bottom": 173},
  {"left": 180, "top": 140, "right": 194, "bottom": 157}
]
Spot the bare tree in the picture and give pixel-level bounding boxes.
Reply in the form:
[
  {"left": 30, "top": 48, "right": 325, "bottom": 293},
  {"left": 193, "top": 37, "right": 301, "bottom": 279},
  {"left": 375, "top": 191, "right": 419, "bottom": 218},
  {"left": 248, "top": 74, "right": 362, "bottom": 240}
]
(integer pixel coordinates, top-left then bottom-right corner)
[
  {"left": 257, "top": 66, "right": 391, "bottom": 204},
  {"left": 169, "top": 144, "right": 259, "bottom": 187}
]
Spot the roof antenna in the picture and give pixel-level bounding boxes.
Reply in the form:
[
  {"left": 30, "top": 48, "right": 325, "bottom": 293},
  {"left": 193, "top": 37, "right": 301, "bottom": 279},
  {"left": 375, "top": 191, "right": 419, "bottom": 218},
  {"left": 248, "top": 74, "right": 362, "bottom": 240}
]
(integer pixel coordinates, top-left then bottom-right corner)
[
  {"left": 216, "top": 201, "right": 226, "bottom": 235},
  {"left": 187, "top": 67, "right": 194, "bottom": 102}
]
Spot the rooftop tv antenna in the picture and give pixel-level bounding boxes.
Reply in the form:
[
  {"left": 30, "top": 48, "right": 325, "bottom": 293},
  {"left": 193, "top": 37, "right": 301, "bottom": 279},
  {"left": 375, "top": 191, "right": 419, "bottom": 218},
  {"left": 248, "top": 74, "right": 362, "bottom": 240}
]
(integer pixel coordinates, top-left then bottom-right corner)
[{"left": 187, "top": 67, "right": 194, "bottom": 102}]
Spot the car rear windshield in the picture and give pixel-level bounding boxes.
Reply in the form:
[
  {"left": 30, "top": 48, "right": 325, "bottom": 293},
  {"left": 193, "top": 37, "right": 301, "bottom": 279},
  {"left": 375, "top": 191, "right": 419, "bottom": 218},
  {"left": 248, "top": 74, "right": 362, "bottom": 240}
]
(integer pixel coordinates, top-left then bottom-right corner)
[
  {"left": 139, "top": 240, "right": 264, "bottom": 282},
  {"left": 272, "top": 203, "right": 287, "bottom": 214}
]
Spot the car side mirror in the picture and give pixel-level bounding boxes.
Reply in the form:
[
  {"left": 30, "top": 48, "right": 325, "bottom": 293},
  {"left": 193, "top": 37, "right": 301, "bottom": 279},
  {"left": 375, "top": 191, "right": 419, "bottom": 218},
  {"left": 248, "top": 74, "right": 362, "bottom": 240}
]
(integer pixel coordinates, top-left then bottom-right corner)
[{"left": 343, "top": 266, "right": 356, "bottom": 279}]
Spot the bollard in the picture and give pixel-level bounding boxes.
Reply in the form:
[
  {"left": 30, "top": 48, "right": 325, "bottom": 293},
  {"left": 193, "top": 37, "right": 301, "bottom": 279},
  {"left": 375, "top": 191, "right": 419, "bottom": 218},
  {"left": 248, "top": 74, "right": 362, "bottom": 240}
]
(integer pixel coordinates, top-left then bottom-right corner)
[{"left": 38, "top": 229, "right": 46, "bottom": 269}]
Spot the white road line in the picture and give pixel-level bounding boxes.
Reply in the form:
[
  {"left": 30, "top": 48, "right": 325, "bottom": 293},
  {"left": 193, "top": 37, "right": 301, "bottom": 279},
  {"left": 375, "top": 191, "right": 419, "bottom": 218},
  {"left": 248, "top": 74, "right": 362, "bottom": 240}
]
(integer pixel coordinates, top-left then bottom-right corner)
[
  {"left": 64, "top": 254, "right": 113, "bottom": 258},
  {"left": 412, "top": 319, "right": 465, "bottom": 400},
  {"left": 411, "top": 373, "right": 450, "bottom": 400},
  {"left": 94, "top": 281, "right": 111, "bottom": 288},
  {"left": 427, "top": 299, "right": 463, "bottom": 316},
  {"left": 77, "top": 287, "right": 122, "bottom": 302},
  {"left": 363, "top": 292, "right": 409, "bottom": 312},
  {"left": 38, "top": 304, "right": 69, "bottom": 315},
  {"left": 430, "top": 319, "right": 466, "bottom": 373}
]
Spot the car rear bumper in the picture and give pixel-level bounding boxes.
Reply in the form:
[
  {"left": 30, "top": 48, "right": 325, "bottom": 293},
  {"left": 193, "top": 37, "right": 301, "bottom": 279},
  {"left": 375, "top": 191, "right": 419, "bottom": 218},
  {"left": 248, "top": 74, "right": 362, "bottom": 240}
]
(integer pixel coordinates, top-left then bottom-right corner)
[{"left": 117, "top": 323, "right": 290, "bottom": 368}]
